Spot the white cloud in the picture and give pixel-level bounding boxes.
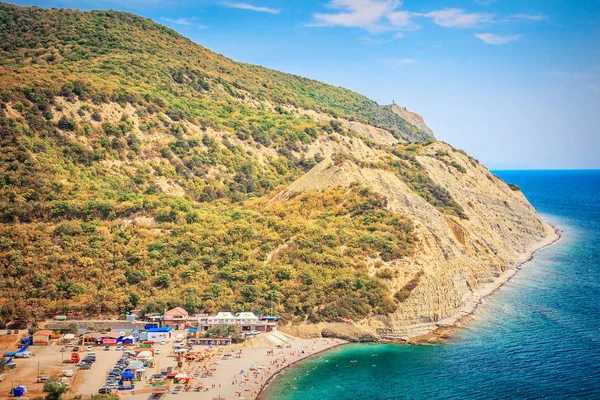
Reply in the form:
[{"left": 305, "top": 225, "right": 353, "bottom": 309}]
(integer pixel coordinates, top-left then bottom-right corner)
[
  {"left": 475, "top": 32, "right": 521, "bottom": 44},
  {"left": 422, "top": 8, "right": 493, "bottom": 28},
  {"left": 387, "top": 10, "right": 420, "bottom": 30},
  {"left": 393, "top": 32, "right": 404, "bottom": 39},
  {"left": 222, "top": 2, "right": 281, "bottom": 14},
  {"left": 161, "top": 17, "right": 208, "bottom": 29},
  {"left": 311, "top": 0, "right": 401, "bottom": 33},
  {"left": 512, "top": 14, "right": 545, "bottom": 21}
]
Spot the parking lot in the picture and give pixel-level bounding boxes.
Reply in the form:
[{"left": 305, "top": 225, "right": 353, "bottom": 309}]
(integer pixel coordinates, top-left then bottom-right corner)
[
  {"left": 1, "top": 330, "right": 217, "bottom": 398},
  {"left": 0, "top": 337, "right": 82, "bottom": 398},
  {"left": 75, "top": 349, "right": 123, "bottom": 396}
]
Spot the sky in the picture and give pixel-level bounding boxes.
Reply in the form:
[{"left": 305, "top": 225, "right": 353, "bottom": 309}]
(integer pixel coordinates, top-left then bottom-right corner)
[{"left": 10, "top": 0, "right": 600, "bottom": 169}]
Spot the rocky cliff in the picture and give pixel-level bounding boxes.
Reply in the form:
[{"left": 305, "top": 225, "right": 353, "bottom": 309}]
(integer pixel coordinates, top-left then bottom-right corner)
[{"left": 275, "top": 126, "right": 556, "bottom": 339}]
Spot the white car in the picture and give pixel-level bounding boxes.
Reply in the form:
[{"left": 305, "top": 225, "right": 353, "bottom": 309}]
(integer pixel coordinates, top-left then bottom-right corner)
[
  {"left": 86, "top": 346, "right": 93, "bottom": 351},
  {"left": 62, "top": 370, "right": 74, "bottom": 377},
  {"left": 160, "top": 340, "right": 166, "bottom": 345},
  {"left": 155, "top": 349, "right": 161, "bottom": 355}
]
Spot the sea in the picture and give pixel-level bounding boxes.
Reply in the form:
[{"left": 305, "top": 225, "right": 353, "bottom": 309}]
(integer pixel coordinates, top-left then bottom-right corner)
[{"left": 264, "top": 170, "right": 600, "bottom": 400}]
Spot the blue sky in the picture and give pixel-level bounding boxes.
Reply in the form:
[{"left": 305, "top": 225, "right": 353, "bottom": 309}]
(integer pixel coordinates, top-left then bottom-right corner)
[{"left": 11, "top": 0, "right": 600, "bottom": 169}]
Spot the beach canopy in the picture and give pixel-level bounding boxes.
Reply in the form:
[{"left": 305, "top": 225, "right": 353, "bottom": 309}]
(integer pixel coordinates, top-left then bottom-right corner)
[
  {"left": 136, "top": 350, "right": 153, "bottom": 360},
  {"left": 128, "top": 360, "right": 144, "bottom": 369}
]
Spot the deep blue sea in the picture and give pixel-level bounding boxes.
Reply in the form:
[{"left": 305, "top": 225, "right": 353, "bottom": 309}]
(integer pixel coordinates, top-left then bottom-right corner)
[{"left": 265, "top": 170, "right": 600, "bottom": 400}]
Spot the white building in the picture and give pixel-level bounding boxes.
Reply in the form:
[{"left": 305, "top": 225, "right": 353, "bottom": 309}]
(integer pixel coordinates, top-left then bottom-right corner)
[
  {"left": 146, "top": 327, "right": 172, "bottom": 343},
  {"left": 198, "top": 312, "right": 276, "bottom": 333}
]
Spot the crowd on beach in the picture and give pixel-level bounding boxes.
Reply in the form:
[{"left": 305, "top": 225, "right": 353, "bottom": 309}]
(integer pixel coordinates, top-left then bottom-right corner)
[
  {"left": 223, "top": 338, "right": 341, "bottom": 398},
  {"left": 123, "top": 337, "right": 343, "bottom": 400}
]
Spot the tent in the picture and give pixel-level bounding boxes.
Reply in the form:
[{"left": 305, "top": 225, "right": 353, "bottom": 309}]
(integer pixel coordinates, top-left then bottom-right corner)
[
  {"left": 63, "top": 334, "right": 75, "bottom": 340},
  {"left": 121, "top": 335, "right": 135, "bottom": 345},
  {"left": 12, "top": 386, "right": 26, "bottom": 397},
  {"left": 122, "top": 371, "right": 135, "bottom": 380},
  {"left": 128, "top": 360, "right": 144, "bottom": 369},
  {"left": 136, "top": 350, "right": 153, "bottom": 360}
]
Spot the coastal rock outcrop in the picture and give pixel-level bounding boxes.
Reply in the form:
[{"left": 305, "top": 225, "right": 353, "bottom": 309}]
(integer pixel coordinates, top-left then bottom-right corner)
[{"left": 276, "top": 131, "right": 556, "bottom": 339}]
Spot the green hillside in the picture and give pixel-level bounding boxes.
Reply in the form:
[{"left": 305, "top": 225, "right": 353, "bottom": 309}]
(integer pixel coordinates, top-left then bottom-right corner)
[
  {"left": 0, "top": 3, "right": 432, "bottom": 142},
  {"left": 0, "top": 3, "right": 456, "bottom": 328}
]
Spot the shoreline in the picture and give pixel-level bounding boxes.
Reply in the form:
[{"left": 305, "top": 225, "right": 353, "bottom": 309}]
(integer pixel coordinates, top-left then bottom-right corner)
[
  {"left": 409, "top": 225, "right": 563, "bottom": 344},
  {"left": 255, "top": 341, "right": 348, "bottom": 400},
  {"left": 253, "top": 225, "right": 563, "bottom": 397}
]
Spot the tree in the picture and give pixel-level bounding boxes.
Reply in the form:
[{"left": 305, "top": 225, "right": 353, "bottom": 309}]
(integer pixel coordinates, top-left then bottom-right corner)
[
  {"left": 154, "top": 274, "right": 171, "bottom": 288},
  {"left": 0, "top": 357, "right": 7, "bottom": 373},
  {"left": 43, "top": 376, "right": 69, "bottom": 400},
  {"left": 57, "top": 116, "right": 76, "bottom": 131}
]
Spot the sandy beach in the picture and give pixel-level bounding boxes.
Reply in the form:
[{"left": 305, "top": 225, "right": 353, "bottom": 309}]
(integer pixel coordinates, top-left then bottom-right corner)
[{"left": 122, "top": 334, "right": 346, "bottom": 400}]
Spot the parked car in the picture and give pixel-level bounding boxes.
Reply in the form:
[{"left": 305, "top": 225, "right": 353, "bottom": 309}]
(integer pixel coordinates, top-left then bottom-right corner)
[
  {"left": 116, "top": 345, "right": 122, "bottom": 351},
  {"left": 104, "top": 345, "right": 110, "bottom": 351},
  {"left": 73, "top": 346, "right": 79, "bottom": 352},
  {"left": 0, "top": 374, "right": 4, "bottom": 382},
  {"left": 86, "top": 346, "right": 93, "bottom": 351},
  {"left": 155, "top": 349, "right": 161, "bottom": 355},
  {"left": 62, "top": 370, "right": 74, "bottom": 377},
  {"left": 98, "top": 387, "right": 113, "bottom": 394},
  {"left": 160, "top": 340, "right": 166, "bottom": 345},
  {"left": 60, "top": 347, "right": 67, "bottom": 352},
  {"left": 78, "top": 364, "right": 91, "bottom": 370}
]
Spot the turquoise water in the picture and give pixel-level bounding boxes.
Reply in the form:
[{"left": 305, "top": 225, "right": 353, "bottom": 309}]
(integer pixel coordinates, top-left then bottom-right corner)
[{"left": 265, "top": 170, "right": 600, "bottom": 399}]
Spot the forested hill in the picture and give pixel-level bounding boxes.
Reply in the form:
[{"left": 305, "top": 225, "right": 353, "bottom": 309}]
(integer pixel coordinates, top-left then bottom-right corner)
[
  {"left": 0, "top": 3, "right": 432, "bottom": 142},
  {"left": 0, "top": 4, "right": 547, "bottom": 340},
  {"left": 0, "top": 3, "right": 432, "bottom": 327}
]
